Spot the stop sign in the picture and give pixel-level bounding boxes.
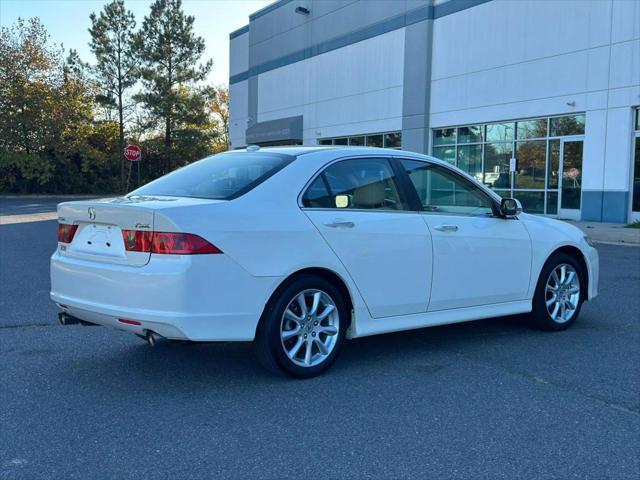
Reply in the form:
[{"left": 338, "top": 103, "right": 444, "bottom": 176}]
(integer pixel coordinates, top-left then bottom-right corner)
[{"left": 124, "top": 145, "right": 141, "bottom": 162}]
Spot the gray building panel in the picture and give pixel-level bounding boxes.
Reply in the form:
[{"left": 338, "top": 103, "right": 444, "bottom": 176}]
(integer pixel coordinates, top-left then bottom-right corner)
[
  {"left": 231, "top": 0, "right": 495, "bottom": 86},
  {"left": 229, "top": 25, "right": 249, "bottom": 39},
  {"left": 401, "top": 18, "right": 433, "bottom": 154}
]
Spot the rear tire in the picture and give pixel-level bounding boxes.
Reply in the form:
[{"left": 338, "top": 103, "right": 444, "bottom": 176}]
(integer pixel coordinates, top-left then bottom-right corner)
[
  {"left": 529, "top": 252, "right": 584, "bottom": 331},
  {"left": 254, "top": 275, "right": 348, "bottom": 378}
]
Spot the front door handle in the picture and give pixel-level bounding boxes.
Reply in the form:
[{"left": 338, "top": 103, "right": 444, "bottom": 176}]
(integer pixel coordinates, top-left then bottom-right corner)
[
  {"left": 434, "top": 224, "right": 458, "bottom": 232},
  {"left": 324, "top": 220, "right": 355, "bottom": 229}
]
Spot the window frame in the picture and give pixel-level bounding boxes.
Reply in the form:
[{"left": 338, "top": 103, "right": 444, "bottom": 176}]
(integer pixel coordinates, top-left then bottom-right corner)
[
  {"left": 395, "top": 157, "right": 502, "bottom": 218},
  {"left": 299, "top": 154, "right": 502, "bottom": 218},
  {"left": 298, "top": 155, "right": 417, "bottom": 213}
]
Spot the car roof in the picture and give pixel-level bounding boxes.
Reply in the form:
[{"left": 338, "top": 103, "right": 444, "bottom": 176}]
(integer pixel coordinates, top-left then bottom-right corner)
[{"left": 231, "top": 146, "right": 429, "bottom": 158}]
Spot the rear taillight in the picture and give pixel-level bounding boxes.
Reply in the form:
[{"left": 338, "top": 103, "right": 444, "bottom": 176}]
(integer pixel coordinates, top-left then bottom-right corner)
[
  {"left": 121, "top": 230, "right": 221, "bottom": 255},
  {"left": 122, "top": 230, "right": 153, "bottom": 252},
  {"left": 58, "top": 224, "right": 78, "bottom": 243}
]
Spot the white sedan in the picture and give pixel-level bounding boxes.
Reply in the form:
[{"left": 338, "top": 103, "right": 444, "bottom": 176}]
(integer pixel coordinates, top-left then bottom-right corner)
[{"left": 51, "top": 147, "right": 599, "bottom": 378}]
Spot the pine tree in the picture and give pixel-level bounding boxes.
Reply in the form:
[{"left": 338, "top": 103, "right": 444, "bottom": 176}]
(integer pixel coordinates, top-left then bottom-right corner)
[
  {"left": 89, "top": 0, "right": 137, "bottom": 191},
  {"left": 134, "top": 0, "right": 212, "bottom": 172}
]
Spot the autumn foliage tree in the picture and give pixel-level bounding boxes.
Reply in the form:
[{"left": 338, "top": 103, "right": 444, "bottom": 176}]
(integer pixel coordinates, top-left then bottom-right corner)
[
  {"left": 0, "top": 18, "right": 120, "bottom": 193},
  {"left": 1, "top": 0, "right": 230, "bottom": 194}
]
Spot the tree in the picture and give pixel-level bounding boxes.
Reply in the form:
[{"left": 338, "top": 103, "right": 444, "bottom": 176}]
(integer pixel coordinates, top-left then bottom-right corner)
[
  {"left": 0, "top": 18, "right": 121, "bottom": 195},
  {"left": 210, "top": 85, "right": 229, "bottom": 152},
  {"left": 0, "top": 17, "right": 64, "bottom": 154},
  {"left": 134, "top": 0, "right": 212, "bottom": 172},
  {"left": 89, "top": 0, "right": 137, "bottom": 192}
]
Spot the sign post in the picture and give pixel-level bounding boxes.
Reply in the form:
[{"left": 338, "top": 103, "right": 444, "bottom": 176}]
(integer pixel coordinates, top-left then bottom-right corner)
[{"left": 124, "top": 145, "right": 142, "bottom": 188}]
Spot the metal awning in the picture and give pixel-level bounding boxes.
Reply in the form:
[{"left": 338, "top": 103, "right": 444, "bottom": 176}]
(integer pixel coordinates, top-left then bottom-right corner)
[{"left": 246, "top": 115, "right": 303, "bottom": 146}]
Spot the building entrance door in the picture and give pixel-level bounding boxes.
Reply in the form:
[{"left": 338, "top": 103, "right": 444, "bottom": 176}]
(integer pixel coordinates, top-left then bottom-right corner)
[{"left": 557, "top": 139, "right": 583, "bottom": 220}]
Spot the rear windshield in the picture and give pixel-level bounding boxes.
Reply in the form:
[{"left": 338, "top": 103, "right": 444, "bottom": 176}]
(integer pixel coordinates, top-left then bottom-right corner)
[{"left": 130, "top": 152, "right": 293, "bottom": 200}]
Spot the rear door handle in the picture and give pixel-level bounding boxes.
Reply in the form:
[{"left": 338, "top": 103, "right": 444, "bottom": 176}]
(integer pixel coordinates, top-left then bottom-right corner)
[
  {"left": 434, "top": 224, "right": 458, "bottom": 232},
  {"left": 324, "top": 220, "right": 355, "bottom": 229}
]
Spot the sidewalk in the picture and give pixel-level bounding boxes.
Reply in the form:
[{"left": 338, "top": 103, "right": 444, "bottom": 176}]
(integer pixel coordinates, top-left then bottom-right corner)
[{"left": 565, "top": 220, "right": 640, "bottom": 246}]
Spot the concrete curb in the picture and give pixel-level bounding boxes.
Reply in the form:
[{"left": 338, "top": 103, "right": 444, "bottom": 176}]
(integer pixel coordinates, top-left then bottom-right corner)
[{"left": 565, "top": 220, "right": 640, "bottom": 246}]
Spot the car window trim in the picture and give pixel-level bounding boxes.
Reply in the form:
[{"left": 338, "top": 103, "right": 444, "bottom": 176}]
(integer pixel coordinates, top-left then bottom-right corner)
[{"left": 299, "top": 155, "right": 411, "bottom": 212}]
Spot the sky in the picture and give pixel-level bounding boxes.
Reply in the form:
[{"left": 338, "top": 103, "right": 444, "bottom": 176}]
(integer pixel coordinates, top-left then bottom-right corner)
[{"left": 0, "top": 0, "right": 271, "bottom": 85}]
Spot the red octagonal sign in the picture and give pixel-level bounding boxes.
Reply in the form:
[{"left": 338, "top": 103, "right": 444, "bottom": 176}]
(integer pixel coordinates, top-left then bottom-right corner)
[{"left": 124, "top": 144, "right": 141, "bottom": 162}]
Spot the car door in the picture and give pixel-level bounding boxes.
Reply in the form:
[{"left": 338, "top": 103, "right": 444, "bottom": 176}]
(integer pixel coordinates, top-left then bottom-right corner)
[
  {"left": 399, "top": 159, "right": 532, "bottom": 311},
  {"left": 301, "top": 157, "right": 433, "bottom": 318}
]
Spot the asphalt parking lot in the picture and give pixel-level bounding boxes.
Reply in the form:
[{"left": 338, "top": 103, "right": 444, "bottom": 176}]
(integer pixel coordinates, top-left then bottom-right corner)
[{"left": 1, "top": 198, "right": 639, "bottom": 479}]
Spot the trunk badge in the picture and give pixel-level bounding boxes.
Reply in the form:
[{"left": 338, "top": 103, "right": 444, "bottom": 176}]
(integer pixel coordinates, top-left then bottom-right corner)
[{"left": 88, "top": 207, "right": 96, "bottom": 220}]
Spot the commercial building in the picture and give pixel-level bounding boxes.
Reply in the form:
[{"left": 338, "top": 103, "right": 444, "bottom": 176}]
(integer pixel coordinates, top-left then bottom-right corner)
[{"left": 229, "top": 0, "right": 640, "bottom": 222}]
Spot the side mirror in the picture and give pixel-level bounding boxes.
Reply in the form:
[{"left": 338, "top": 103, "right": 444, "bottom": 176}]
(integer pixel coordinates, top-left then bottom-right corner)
[{"left": 500, "top": 197, "right": 522, "bottom": 216}]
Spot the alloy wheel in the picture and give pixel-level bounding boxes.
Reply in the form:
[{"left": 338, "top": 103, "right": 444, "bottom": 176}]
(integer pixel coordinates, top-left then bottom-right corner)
[
  {"left": 545, "top": 263, "right": 581, "bottom": 323},
  {"left": 280, "top": 289, "right": 340, "bottom": 367}
]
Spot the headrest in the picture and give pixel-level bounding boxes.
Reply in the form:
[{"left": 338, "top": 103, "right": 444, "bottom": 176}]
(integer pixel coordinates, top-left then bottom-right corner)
[{"left": 352, "top": 180, "right": 385, "bottom": 208}]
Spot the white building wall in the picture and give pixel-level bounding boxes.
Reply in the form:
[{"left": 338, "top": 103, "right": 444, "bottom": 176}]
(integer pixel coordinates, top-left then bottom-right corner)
[
  {"left": 429, "top": 0, "right": 640, "bottom": 221},
  {"left": 256, "top": 28, "right": 406, "bottom": 144}
]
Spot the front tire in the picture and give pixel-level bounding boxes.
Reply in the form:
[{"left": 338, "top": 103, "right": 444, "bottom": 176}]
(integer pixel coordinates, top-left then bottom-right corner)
[
  {"left": 530, "top": 252, "right": 584, "bottom": 331},
  {"left": 254, "top": 275, "right": 348, "bottom": 378}
]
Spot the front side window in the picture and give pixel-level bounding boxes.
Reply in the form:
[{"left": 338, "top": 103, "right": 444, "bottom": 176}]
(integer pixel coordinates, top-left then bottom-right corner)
[
  {"left": 301, "top": 158, "right": 407, "bottom": 210},
  {"left": 401, "top": 160, "right": 495, "bottom": 216},
  {"left": 131, "top": 153, "right": 292, "bottom": 200}
]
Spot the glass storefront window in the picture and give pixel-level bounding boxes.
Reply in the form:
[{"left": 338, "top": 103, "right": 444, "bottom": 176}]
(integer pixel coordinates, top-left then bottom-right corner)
[
  {"left": 561, "top": 141, "right": 583, "bottom": 209},
  {"left": 486, "top": 122, "right": 515, "bottom": 142},
  {"left": 384, "top": 132, "right": 402, "bottom": 149},
  {"left": 515, "top": 140, "right": 546, "bottom": 189},
  {"left": 432, "top": 114, "right": 585, "bottom": 216},
  {"left": 432, "top": 146, "right": 456, "bottom": 164},
  {"left": 516, "top": 118, "right": 548, "bottom": 139},
  {"left": 550, "top": 115, "right": 585, "bottom": 137},
  {"left": 547, "top": 191, "right": 558, "bottom": 215},
  {"left": 633, "top": 136, "right": 640, "bottom": 212},
  {"left": 457, "top": 125, "right": 482, "bottom": 144},
  {"left": 433, "top": 128, "right": 456, "bottom": 146},
  {"left": 483, "top": 143, "right": 512, "bottom": 189},
  {"left": 366, "top": 134, "right": 383, "bottom": 148},
  {"left": 515, "top": 191, "right": 545, "bottom": 214},
  {"left": 548, "top": 139, "right": 560, "bottom": 189},
  {"left": 457, "top": 144, "right": 482, "bottom": 180},
  {"left": 318, "top": 131, "right": 401, "bottom": 148},
  {"left": 494, "top": 190, "right": 511, "bottom": 199}
]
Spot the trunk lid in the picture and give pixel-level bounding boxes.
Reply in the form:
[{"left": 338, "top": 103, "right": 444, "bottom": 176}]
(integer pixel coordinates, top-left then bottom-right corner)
[
  {"left": 57, "top": 197, "right": 156, "bottom": 266},
  {"left": 56, "top": 196, "right": 223, "bottom": 266}
]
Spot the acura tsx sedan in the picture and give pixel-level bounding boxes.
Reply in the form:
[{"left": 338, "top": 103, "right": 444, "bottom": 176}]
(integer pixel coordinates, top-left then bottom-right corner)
[{"left": 51, "top": 146, "right": 599, "bottom": 377}]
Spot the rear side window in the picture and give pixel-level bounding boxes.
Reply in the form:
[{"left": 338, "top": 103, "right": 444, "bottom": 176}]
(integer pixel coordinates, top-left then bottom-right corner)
[
  {"left": 302, "top": 158, "right": 408, "bottom": 210},
  {"left": 130, "top": 153, "right": 292, "bottom": 200}
]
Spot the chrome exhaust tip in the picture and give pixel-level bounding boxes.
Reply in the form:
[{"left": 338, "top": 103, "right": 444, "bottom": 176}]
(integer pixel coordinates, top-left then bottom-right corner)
[
  {"left": 58, "top": 312, "right": 80, "bottom": 326},
  {"left": 145, "top": 330, "right": 161, "bottom": 347}
]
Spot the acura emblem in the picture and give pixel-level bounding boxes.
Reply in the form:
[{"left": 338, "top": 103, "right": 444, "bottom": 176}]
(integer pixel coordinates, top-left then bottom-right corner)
[{"left": 88, "top": 207, "right": 96, "bottom": 220}]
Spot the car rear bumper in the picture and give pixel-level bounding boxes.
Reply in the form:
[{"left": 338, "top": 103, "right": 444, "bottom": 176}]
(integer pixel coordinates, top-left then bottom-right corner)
[{"left": 50, "top": 251, "right": 282, "bottom": 341}]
